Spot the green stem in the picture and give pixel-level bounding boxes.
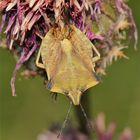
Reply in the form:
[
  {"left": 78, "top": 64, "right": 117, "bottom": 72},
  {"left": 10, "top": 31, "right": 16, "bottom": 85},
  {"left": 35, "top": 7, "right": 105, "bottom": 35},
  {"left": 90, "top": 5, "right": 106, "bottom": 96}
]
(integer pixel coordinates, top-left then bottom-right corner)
[{"left": 74, "top": 90, "right": 91, "bottom": 136}]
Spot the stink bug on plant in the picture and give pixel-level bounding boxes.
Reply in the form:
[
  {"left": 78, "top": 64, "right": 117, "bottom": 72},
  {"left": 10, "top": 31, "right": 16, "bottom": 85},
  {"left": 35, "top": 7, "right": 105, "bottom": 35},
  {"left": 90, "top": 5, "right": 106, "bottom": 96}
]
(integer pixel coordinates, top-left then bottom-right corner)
[{"left": 36, "top": 24, "right": 100, "bottom": 105}]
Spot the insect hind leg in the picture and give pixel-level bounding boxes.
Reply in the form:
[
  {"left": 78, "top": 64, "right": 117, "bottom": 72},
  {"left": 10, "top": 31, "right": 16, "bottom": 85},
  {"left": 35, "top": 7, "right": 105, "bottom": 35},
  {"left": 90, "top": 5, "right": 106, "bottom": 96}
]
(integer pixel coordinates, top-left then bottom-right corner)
[{"left": 51, "top": 92, "right": 58, "bottom": 101}]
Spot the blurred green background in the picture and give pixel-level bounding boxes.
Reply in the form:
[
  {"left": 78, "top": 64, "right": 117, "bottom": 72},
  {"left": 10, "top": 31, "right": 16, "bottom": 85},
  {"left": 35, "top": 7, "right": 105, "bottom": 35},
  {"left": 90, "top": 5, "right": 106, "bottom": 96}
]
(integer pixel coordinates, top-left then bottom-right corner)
[{"left": 0, "top": 1, "right": 140, "bottom": 140}]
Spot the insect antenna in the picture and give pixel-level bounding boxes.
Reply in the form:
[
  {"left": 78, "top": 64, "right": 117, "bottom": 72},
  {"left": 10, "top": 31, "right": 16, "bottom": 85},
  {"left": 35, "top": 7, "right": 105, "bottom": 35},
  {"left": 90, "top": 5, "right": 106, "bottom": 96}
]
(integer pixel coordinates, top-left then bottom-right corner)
[
  {"left": 79, "top": 103, "right": 93, "bottom": 131},
  {"left": 57, "top": 101, "right": 73, "bottom": 138}
]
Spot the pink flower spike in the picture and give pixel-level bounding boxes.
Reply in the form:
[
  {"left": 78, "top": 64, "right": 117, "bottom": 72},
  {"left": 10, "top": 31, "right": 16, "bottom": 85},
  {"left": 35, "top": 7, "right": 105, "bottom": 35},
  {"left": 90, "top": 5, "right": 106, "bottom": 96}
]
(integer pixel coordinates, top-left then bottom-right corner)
[
  {"left": 6, "top": 0, "right": 17, "bottom": 11},
  {"left": 29, "top": 0, "right": 37, "bottom": 8},
  {"left": 10, "top": 44, "right": 37, "bottom": 96}
]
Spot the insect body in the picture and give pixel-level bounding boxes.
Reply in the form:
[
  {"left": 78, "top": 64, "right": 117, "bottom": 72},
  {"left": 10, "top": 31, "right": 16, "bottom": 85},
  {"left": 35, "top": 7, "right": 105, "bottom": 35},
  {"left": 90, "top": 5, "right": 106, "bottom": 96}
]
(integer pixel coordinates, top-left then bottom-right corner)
[{"left": 36, "top": 25, "right": 100, "bottom": 105}]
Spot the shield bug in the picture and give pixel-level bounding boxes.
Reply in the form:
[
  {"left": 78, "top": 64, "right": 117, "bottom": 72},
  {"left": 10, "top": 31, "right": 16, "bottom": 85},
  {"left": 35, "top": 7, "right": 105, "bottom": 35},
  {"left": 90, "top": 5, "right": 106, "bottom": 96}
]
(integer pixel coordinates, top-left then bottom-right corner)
[{"left": 36, "top": 24, "right": 100, "bottom": 105}]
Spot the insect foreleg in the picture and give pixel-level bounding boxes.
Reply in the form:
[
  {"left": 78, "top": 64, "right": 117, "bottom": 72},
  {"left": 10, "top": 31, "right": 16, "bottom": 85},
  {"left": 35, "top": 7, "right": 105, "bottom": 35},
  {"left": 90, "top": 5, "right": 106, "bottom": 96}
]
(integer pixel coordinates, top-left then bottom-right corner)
[
  {"left": 92, "top": 45, "right": 101, "bottom": 63},
  {"left": 36, "top": 47, "right": 45, "bottom": 69}
]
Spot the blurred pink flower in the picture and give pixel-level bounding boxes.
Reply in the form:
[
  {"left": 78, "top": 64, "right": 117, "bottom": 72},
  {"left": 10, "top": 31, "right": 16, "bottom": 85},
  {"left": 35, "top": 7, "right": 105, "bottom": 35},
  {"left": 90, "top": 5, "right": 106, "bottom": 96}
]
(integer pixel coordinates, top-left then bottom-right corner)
[
  {"left": 37, "top": 113, "right": 135, "bottom": 140},
  {"left": 0, "top": 0, "right": 138, "bottom": 95}
]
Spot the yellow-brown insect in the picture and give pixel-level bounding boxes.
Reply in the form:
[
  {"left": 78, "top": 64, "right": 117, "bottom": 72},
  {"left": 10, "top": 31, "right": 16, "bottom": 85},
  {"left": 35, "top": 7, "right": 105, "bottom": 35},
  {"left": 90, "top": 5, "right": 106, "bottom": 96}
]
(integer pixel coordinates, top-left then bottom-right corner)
[{"left": 36, "top": 24, "right": 100, "bottom": 105}]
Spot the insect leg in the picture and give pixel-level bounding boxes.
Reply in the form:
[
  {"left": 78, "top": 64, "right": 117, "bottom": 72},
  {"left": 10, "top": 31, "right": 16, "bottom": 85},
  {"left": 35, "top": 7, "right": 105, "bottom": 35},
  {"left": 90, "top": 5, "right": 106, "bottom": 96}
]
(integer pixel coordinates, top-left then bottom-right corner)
[
  {"left": 36, "top": 47, "right": 45, "bottom": 69},
  {"left": 92, "top": 45, "right": 101, "bottom": 63},
  {"left": 51, "top": 92, "right": 58, "bottom": 101}
]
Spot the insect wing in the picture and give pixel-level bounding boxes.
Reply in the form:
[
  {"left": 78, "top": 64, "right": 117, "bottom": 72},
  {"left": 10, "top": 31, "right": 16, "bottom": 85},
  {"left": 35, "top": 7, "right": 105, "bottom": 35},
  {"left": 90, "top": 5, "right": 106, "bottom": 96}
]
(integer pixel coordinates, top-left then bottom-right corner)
[
  {"left": 70, "top": 25, "right": 96, "bottom": 72},
  {"left": 40, "top": 29, "right": 62, "bottom": 81},
  {"left": 70, "top": 25, "right": 99, "bottom": 82}
]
